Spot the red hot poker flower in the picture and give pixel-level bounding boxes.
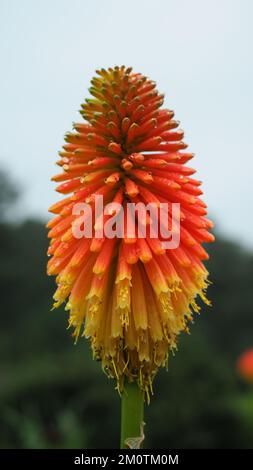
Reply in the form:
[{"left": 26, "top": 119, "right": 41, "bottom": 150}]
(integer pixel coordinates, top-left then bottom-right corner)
[
  {"left": 47, "top": 66, "right": 214, "bottom": 397},
  {"left": 237, "top": 349, "right": 253, "bottom": 383}
]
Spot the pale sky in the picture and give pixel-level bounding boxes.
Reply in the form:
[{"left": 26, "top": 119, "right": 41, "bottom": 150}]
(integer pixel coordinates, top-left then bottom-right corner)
[{"left": 0, "top": 0, "right": 252, "bottom": 247}]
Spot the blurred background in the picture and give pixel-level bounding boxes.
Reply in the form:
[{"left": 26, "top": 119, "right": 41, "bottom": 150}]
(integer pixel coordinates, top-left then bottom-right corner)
[{"left": 0, "top": 0, "right": 253, "bottom": 449}]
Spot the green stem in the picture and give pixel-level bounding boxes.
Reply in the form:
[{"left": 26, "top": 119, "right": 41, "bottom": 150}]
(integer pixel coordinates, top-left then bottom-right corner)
[{"left": 120, "top": 382, "right": 144, "bottom": 449}]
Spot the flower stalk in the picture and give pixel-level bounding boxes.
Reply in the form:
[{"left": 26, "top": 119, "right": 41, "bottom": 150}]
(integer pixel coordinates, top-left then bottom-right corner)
[{"left": 120, "top": 382, "right": 144, "bottom": 449}]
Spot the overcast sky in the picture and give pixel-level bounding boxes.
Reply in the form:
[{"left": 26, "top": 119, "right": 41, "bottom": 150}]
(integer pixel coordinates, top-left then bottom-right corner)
[{"left": 1, "top": 0, "right": 252, "bottom": 248}]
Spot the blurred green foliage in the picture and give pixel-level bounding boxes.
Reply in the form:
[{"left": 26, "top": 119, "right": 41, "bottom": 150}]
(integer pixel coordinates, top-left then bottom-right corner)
[{"left": 0, "top": 172, "right": 253, "bottom": 449}]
